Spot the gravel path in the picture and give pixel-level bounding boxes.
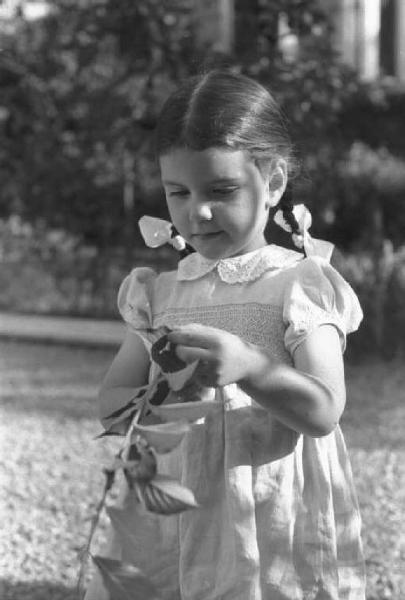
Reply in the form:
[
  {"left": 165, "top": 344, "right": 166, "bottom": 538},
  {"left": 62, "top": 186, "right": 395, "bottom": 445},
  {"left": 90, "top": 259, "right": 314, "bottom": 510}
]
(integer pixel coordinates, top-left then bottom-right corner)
[
  {"left": 0, "top": 342, "right": 119, "bottom": 600},
  {"left": 342, "top": 362, "right": 405, "bottom": 599},
  {"left": 0, "top": 341, "right": 404, "bottom": 599}
]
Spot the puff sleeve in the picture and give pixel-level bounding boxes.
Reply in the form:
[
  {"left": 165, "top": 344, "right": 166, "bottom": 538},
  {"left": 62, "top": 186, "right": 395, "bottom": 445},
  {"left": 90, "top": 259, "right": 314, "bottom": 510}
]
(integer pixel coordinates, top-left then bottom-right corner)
[
  {"left": 283, "top": 257, "right": 363, "bottom": 354},
  {"left": 117, "top": 267, "right": 156, "bottom": 346}
]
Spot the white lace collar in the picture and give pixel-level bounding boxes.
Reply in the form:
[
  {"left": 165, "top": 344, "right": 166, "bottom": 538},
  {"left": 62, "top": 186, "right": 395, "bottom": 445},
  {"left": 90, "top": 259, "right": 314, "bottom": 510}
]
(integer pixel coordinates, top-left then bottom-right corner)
[{"left": 177, "top": 244, "right": 302, "bottom": 284}]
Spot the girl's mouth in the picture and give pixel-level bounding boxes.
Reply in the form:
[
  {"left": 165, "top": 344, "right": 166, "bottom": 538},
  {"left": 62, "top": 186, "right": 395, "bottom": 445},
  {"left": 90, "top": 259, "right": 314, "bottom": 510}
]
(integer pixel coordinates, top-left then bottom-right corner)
[{"left": 192, "top": 231, "right": 223, "bottom": 240}]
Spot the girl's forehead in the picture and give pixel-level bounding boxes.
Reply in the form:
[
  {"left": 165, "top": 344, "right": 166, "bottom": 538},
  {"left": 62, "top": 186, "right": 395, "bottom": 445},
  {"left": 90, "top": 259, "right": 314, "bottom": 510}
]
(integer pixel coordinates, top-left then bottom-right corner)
[{"left": 160, "top": 147, "right": 256, "bottom": 183}]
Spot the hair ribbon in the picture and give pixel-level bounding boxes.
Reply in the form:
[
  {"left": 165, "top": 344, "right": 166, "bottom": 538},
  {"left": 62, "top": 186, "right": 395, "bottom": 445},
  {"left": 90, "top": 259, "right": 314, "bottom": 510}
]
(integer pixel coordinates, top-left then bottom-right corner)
[
  {"left": 139, "top": 210, "right": 334, "bottom": 261},
  {"left": 274, "top": 204, "right": 334, "bottom": 261},
  {"left": 138, "top": 215, "right": 186, "bottom": 252}
]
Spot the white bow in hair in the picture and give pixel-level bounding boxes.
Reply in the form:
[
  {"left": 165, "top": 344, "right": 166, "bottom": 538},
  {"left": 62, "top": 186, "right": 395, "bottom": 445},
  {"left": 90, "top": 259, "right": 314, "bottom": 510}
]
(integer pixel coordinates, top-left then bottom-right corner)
[
  {"left": 138, "top": 215, "right": 186, "bottom": 252},
  {"left": 273, "top": 204, "right": 334, "bottom": 261}
]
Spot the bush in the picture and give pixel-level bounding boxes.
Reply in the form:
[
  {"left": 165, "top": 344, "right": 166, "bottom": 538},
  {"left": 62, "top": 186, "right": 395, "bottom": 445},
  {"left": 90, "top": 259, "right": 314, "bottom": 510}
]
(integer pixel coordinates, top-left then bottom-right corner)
[
  {"left": 331, "top": 142, "right": 405, "bottom": 249},
  {"left": 0, "top": 215, "right": 176, "bottom": 318},
  {"left": 338, "top": 244, "right": 405, "bottom": 359}
]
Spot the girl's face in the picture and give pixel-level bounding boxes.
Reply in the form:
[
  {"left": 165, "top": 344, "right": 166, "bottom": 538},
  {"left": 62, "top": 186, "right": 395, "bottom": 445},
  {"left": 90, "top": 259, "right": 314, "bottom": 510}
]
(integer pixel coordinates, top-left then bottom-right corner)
[{"left": 160, "top": 147, "right": 285, "bottom": 260}]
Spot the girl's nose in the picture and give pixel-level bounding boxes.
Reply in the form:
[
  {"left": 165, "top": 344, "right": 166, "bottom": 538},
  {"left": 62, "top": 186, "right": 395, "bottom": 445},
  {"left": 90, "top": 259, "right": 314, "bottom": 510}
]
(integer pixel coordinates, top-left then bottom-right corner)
[{"left": 189, "top": 200, "right": 213, "bottom": 222}]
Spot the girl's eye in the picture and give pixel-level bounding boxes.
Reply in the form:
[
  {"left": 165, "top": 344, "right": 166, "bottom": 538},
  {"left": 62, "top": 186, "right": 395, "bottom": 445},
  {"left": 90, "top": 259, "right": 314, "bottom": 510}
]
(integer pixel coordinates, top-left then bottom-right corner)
[
  {"left": 168, "top": 190, "right": 189, "bottom": 198},
  {"left": 167, "top": 187, "right": 238, "bottom": 199},
  {"left": 211, "top": 187, "right": 238, "bottom": 197}
]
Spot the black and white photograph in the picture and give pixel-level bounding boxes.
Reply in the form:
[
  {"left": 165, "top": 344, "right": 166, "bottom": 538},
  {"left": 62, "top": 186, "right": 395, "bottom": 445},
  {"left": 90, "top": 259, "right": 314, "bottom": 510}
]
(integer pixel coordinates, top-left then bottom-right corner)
[{"left": 1, "top": 1, "right": 404, "bottom": 599}]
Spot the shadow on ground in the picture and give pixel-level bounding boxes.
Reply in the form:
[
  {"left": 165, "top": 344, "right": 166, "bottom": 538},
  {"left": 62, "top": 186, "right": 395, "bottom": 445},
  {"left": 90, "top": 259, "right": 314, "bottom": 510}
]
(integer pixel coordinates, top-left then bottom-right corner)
[
  {"left": 0, "top": 340, "right": 115, "bottom": 421},
  {"left": 0, "top": 580, "right": 78, "bottom": 600}
]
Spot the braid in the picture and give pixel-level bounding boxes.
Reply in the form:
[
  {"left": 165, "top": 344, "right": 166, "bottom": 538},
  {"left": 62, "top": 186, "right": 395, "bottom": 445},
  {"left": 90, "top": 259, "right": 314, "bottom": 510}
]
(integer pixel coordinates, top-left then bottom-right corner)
[
  {"left": 278, "top": 185, "right": 307, "bottom": 257},
  {"left": 279, "top": 185, "right": 299, "bottom": 234},
  {"left": 170, "top": 225, "right": 195, "bottom": 259}
]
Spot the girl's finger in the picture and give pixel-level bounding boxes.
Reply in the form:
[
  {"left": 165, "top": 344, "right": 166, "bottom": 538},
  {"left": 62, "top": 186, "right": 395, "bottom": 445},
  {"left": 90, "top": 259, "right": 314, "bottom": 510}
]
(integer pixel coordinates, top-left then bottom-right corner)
[
  {"left": 168, "top": 325, "right": 219, "bottom": 349},
  {"left": 194, "top": 360, "right": 216, "bottom": 386},
  {"left": 175, "top": 345, "right": 212, "bottom": 364}
]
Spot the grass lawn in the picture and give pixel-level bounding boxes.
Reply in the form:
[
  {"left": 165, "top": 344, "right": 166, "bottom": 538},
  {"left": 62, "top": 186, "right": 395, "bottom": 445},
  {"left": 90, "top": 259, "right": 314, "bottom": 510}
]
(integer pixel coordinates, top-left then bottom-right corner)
[{"left": 0, "top": 340, "right": 404, "bottom": 600}]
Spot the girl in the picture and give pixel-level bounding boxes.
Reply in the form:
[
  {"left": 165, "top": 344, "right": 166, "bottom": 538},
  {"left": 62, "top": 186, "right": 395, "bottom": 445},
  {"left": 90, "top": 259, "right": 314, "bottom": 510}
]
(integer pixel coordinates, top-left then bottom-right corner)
[{"left": 85, "top": 70, "right": 366, "bottom": 600}]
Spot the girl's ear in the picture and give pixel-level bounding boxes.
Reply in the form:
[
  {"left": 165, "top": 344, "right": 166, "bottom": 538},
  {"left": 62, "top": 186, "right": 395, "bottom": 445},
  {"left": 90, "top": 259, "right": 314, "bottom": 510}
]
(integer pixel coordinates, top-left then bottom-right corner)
[{"left": 266, "top": 159, "right": 288, "bottom": 208}]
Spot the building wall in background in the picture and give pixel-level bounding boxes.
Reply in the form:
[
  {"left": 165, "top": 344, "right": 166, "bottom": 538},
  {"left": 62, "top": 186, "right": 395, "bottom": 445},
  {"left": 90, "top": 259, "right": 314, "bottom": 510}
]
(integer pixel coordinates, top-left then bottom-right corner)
[{"left": 328, "top": 0, "right": 405, "bottom": 82}]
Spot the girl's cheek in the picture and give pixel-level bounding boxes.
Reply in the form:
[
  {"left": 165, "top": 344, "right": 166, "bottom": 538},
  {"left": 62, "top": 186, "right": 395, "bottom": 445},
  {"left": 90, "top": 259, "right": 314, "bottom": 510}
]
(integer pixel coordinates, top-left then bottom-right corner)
[{"left": 166, "top": 201, "right": 179, "bottom": 220}]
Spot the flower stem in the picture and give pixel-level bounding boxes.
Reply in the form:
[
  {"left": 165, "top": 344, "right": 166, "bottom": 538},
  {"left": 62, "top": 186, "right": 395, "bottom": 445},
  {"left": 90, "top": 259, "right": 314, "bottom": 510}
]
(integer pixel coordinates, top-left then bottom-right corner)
[{"left": 76, "top": 467, "right": 115, "bottom": 598}]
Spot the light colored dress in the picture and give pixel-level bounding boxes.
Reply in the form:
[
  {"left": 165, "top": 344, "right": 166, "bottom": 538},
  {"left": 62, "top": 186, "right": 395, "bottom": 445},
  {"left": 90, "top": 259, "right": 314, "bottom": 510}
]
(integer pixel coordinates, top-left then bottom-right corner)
[{"left": 85, "top": 244, "right": 366, "bottom": 600}]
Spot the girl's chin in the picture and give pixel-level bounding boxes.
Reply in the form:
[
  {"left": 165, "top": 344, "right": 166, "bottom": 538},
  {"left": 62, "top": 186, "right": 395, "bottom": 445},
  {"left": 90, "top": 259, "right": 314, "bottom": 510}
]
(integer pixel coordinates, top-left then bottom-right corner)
[
  {"left": 189, "top": 236, "right": 266, "bottom": 260},
  {"left": 189, "top": 232, "right": 229, "bottom": 259},
  {"left": 193, "top": 246, "right": 239, "bottom": 261}
]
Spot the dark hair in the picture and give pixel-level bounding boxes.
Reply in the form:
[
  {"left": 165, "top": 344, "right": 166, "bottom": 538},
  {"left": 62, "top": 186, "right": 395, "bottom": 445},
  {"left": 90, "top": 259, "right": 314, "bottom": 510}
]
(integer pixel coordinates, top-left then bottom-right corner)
[{"left": 155, "top": 69, "right": 302, "bottom": 241}]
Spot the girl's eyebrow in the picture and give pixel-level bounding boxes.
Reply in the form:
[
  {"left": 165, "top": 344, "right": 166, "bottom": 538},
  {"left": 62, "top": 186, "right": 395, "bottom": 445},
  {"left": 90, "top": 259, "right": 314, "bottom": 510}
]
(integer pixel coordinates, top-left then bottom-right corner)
[
  {"left": 209, "top": 177, "right": 241, "bottom": 185},
  {"left": 162, "top": 177, "right": 241, "bottom": 186},
  {"left": 162, "top": 180, "right": 186, "bottom": 186}
]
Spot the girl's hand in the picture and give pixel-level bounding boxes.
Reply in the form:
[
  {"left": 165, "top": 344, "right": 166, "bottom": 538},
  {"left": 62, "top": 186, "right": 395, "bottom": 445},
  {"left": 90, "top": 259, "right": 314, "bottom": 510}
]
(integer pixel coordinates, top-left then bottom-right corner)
[{"left": 167, "top": 324, "right": 259, "bottom": 388}]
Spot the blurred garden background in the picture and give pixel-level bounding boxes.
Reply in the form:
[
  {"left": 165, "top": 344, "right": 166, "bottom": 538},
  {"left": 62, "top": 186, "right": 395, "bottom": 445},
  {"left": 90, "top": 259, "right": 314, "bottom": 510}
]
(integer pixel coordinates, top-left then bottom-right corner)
[
  {"left": 0, "top": 0, "right": 404, "bottom": 599},
  {"left": 1, "top": 0, "right": 405, "bottom": 356}
]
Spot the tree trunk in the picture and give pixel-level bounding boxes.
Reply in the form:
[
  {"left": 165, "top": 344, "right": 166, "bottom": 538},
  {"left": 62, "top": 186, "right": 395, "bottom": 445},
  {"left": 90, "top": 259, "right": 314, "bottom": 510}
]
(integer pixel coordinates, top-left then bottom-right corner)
[
  {"left": 193, "top": 0, "right": 234, "bottom": 53},
  {"left": 234, "top": 0, "right": 259, "bottom": 59},
  {"left": 122, "top": 147, "right": 136, "bottom": 269}
]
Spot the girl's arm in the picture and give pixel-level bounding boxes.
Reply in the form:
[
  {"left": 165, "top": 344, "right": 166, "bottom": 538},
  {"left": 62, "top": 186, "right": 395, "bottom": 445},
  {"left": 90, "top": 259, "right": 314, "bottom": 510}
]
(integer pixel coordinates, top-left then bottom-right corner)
[
  {"left": 168, "top": 323, "right": 345, "bottom": 438},
  {"left": 239, "top": 325, "right": 346, "bottom": 437},
  {"left": 98, "top": 330, "right": 150, "bottom": 426}
]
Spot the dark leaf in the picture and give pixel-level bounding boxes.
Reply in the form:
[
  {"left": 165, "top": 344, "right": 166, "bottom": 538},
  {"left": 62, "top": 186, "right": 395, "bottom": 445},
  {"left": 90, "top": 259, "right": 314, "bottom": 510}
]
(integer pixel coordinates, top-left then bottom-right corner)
[
  {"left": 137, "top": 475, "right": 198, "bottom": 514},
  {"left": 152, "top": 475, "right": 199, "bottom": 508},
  {"left": 105, "top": 388, "right": 147, "bottom": 420},
  {"left": 124, "top": 468, "right": 135, "bottom": 490},
  {"left": 96, "top": 430, "right": 126, "bottom": 439},
  {"left": 151, "top": 334, "right": 187, "bottom": 373},
  {"left": 91, "top": 555, "right": 161, "bottom": 600},
  {"left": 127, "top": 443, "right": 142, "bottom": 461},
  {"left": 148, "top": 379, "right": 170, "bottom": 406},
  {"left": 103, "top": 468, "right": 116, "bottom": 492},
  {"left": 123, "top": 442, "right": 157, "bottom": 485},
  {"left": 95, "top": 414, "right": 135, "bottom": 438}
]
